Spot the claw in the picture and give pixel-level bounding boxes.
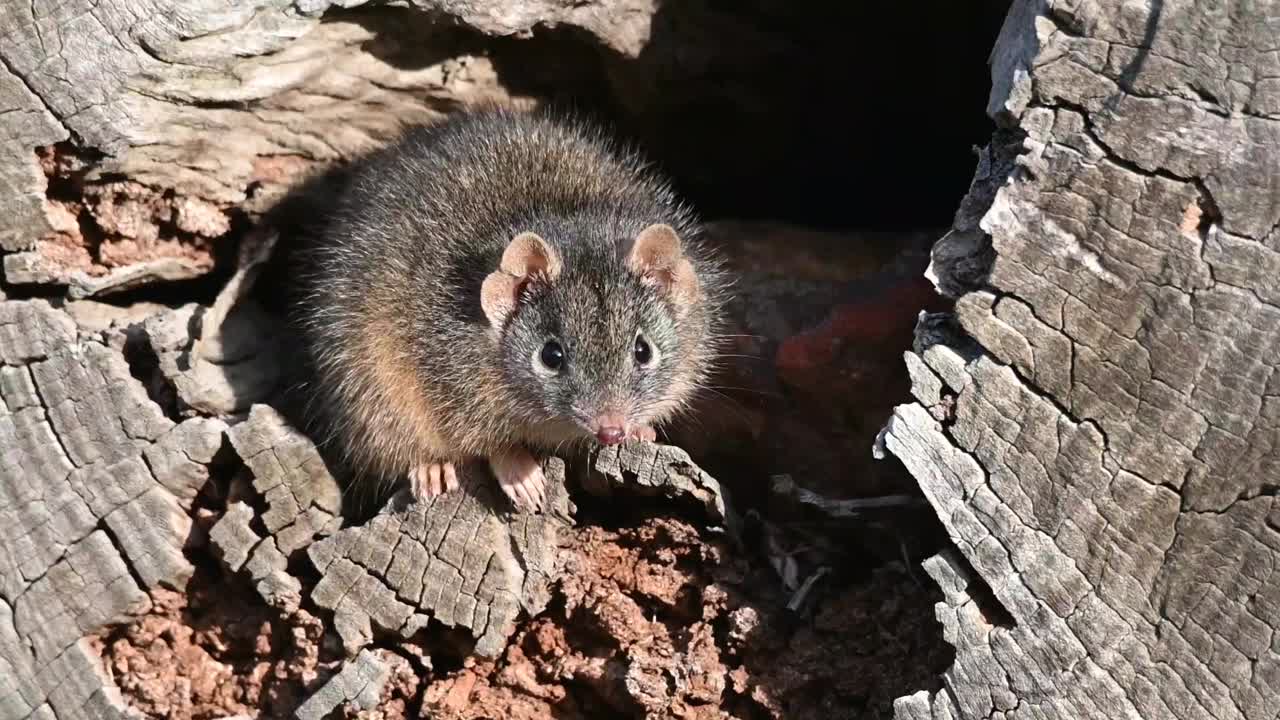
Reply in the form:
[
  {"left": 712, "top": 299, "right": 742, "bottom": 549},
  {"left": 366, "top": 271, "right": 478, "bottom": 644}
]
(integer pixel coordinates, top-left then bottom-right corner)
[
  {"left": 489, "top": 448, "right": 547, "bottom": 512},
  {"left": 408, "top": 461, "right": 458, "bottom": 502}
]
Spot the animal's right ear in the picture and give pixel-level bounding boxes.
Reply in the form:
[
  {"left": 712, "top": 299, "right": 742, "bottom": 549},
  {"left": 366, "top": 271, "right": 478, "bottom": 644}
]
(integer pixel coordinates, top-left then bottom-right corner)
[
  {"left": 626, "top": 224, "right": 700, "bottom": 310},
  {"left": 481, "top": 232, "right": 562, "bottom": 327}
]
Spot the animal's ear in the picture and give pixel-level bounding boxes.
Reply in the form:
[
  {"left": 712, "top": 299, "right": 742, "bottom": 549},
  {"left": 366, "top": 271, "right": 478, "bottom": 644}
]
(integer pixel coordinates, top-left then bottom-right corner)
[
  {"left": 626, "top": 224, "right": 700, "bottom": 308},
  {"left": 499, "top": 231, "right": 562, "bottom": 280},
  {"left": 481, "top": 232, "right": 561, "bottom": 327}
]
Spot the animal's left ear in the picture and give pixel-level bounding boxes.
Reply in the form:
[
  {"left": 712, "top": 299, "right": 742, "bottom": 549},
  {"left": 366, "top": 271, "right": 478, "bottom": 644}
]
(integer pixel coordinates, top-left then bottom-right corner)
[
  {"left": 626, "top": 224, "right": 700, "bottom": 308},
  {"left": 481, "top": 231, "right": 562, "bottom": 328}
]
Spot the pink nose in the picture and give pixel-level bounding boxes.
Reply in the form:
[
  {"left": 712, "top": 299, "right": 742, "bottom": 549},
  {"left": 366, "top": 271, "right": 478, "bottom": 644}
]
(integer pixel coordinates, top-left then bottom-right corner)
[
  {"left": 593, "top": 413, "right": 628, "bottom": 445},
  {"left": 596, "top": 426, "right": 626, "bottom": 445}
]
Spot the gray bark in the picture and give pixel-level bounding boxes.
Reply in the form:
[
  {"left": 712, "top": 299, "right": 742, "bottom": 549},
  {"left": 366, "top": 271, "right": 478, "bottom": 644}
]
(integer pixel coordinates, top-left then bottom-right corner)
[
  {"left": 291, "top": 649, "right": 387, "bottom": 720},
  {"left": 591, "top": 442, "right": 730, "bottom": 525},
  {"left": 0, "top": 0, "right": 546, "bottom": 291},
  {"left": 0, "top": 299, "right": 224, "bottom": 720},
  {"left": 886, "top": 1, "right": 1280, "bottom": 718},
  {"left": 306, "top": 458, "right": 573, "bottom": 659},
  {"left": 0, "top": 286, "right": 725, "bottom": 718}
]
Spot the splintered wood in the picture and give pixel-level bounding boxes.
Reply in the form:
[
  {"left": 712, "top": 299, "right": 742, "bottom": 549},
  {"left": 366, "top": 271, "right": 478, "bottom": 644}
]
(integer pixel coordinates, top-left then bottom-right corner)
[{"left": 885, "top": 1, "right": 1280, "bottom": 718}]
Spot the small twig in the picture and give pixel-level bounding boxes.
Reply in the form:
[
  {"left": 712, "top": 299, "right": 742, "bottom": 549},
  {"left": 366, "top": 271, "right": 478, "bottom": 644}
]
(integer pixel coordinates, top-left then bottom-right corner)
[
  {"left": 770, "top": 474, "right": 925, "bottom": 519},
  {"left": 786, "top": 566, "right": 831, "bottom": 614}
]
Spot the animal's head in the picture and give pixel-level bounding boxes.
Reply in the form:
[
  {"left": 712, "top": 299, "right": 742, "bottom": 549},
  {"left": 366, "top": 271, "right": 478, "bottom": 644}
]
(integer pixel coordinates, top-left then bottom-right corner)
[{"left": 481, "top": 223, "right": 719, "bottom": 445}]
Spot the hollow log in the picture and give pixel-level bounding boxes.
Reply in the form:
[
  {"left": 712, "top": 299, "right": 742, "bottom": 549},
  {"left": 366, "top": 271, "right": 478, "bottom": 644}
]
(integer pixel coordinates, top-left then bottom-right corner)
[
  {"left": 885, "top": 1, "right": 1280, "bottom": 718},
  {"left": 2, "top": 0, "right": 1275, "bottom": 719}
]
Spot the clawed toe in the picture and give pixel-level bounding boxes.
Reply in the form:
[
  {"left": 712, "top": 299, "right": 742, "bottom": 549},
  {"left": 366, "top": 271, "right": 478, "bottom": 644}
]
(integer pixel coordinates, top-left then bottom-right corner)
[
  {"left": 489, "top": 449, "right": 547, "bottom": 512},
  {"left": 411, "top": 453, "right": 548, "bottom": 512},
  {"left": 409, "top": 461, "right": 458, "bottom": 502}
]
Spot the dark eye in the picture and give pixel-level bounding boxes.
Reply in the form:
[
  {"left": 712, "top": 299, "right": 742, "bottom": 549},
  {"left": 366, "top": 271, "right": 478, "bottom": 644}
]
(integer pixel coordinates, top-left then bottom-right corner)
[
  {"left": 634, "top": 335, "right": 653, "bottom": 365},
  {"left": 540, "top": 340, "right": 564, "bottom": 371}
]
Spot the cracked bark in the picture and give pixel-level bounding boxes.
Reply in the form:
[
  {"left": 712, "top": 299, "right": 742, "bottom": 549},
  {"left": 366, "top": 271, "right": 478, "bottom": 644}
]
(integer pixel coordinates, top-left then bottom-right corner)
[
  {"left": 306, "top": 459, "right": 573, "bottom": 658},
  {"left": 0, "top": 0, "right": 539, "bottom": 293},
  {"left": 0, "top": 299, "right": 225, "bottom": 720},
  {"left": 292, "top": 649, "right": 388, "bottom": 720},
  {"left": 888, "top": 1, "right": 1280, "bottom": 718}
]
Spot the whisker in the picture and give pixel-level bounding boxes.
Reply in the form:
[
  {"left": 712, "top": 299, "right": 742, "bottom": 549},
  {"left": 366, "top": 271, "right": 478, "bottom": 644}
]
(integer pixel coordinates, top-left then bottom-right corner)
[
  {"left": 551, "top": 435, "right": 573, "bottom": 458},
  {"left": 674, "top": 413, "right": 709, "bottom": 437},
  {"left": 685, "top": 386, "right": 760, "bottom": 426},
  {"left": 701, "top": 384, "right": 783, "bottom": 399}
]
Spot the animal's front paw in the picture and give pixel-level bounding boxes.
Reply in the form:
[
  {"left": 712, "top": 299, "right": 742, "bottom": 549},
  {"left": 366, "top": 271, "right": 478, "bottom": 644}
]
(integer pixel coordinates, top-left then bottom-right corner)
[
  {"left": 408, "top": 461, "right": 459, "bottom": 501},
  {"left": 633, "top": 425, "right": 657, "bottom": 443},
  {"left": 488, "top": 448, "right": 546, "bottom": 512}
]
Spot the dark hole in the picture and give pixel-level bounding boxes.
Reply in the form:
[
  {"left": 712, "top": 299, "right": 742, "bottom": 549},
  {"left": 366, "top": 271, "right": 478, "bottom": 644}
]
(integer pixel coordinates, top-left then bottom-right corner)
[{"left": 484, "top": 1, "right": 1011, "bottom": 231}]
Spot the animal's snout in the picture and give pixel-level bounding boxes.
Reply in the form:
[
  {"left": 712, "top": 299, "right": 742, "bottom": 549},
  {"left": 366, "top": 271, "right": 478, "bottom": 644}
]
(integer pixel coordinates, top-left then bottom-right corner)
[
  {"left": 596, "top": 427, "right": 626, "bottom": 445},
  {"left": 592, "top": 412, "right": 628, "bottom": 445}
]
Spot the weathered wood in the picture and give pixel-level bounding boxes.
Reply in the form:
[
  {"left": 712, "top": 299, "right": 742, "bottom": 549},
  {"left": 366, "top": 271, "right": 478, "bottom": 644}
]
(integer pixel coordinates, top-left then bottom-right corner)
[
  {"left": 307, "top": 460, "right": 573, "bottom": 658},
  {"left": 292, "top": 649, "right": 388, "bottom": 720},
  {"left": 1, "top": 293, "right": 730, "bottom": 717},
  {"left": 591, "top": 442, "right": 729, "bottom": 524},
  {"left": 0, "top": 0, "right": 539, "bottom": 293},
  {"left": 225, "top": 405, "right": 343, "bottom": 556},
  {"left": 0, "top": 0, "right": 672, "bottom": 291},
  {"left": 887, "top": 1, "right": 1280, "bottom": 718},
  {"left": 0, "top": 300, "right": 225, "bottom": 720},
  {"left": 209, "top": 501, "right": 303, "bottom": 612}
]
